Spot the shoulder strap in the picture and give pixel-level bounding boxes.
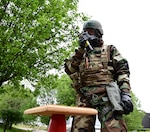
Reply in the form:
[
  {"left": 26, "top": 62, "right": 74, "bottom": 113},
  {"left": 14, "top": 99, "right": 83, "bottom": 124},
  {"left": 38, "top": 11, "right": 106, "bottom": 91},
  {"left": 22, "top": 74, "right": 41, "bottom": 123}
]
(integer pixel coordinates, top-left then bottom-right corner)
[
  {"left": 106, "top": 45, "right": 111, "bottom": 62},
  {"left": 102, "top": 45, "right": 111, "bottom": 62}
]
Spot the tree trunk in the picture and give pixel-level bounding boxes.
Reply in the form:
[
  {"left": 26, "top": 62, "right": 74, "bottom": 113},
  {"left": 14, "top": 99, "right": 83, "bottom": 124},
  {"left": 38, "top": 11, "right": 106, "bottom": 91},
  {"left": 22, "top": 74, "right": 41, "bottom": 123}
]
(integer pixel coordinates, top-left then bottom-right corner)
[
  {"left": 3, "top": 124, "right": 7, "bottom": 132},
  {"left": 8, "top": 122, "right": 12, "bottom": 129}
]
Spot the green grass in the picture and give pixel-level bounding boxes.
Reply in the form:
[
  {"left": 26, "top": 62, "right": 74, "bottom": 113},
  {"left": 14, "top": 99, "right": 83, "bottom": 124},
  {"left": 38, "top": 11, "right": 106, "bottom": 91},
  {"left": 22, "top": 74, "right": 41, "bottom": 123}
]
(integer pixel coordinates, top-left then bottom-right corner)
[
  {"left": 14, "top": 124, "right": 47, "bottom": 131},
  {"left": 1, "top": 123, "right": 150, "bottom": 132},
  {"left": 123, "top": 128, "right": 150, "bottom": 132},
  {"left": 0, "top": 124, "right": 31, "bottom": 132},
  {"left": 128, "top": 130, "right": 150, "bottom": 132}
]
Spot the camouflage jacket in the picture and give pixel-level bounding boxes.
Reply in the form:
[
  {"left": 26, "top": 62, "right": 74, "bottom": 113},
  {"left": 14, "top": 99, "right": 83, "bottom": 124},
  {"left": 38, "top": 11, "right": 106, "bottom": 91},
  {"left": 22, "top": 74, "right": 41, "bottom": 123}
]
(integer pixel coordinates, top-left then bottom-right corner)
[{"left": 64, "top": 44, "right": 131, "bottom": 91}]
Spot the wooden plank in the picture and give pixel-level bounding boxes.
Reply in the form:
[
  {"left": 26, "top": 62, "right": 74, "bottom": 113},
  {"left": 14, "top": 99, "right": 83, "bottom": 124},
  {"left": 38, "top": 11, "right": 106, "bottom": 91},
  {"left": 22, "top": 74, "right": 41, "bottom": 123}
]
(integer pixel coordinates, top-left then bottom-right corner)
[{"left": 24, "top": 105, "right": 98, "bottom": 116}]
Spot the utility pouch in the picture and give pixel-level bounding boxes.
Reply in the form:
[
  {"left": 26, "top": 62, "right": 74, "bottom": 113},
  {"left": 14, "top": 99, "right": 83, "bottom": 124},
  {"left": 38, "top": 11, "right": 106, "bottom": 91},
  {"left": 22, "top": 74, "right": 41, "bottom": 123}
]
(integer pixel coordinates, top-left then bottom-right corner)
[{"left": 106, "top": 82, "right": 123, "bottom": 112}]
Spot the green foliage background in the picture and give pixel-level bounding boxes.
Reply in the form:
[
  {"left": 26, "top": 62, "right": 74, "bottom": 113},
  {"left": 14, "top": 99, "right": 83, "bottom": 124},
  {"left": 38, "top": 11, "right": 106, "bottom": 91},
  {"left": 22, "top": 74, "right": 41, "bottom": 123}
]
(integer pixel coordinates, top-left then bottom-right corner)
[
  {"left": 0, "top": 0, "right": 87, "bottom": 130},
  {"left": 0, "top": 0, "right": 87, "bottom": 86},
  {"left": 0, "top": 0, "right": 145, "bottom": 130}
]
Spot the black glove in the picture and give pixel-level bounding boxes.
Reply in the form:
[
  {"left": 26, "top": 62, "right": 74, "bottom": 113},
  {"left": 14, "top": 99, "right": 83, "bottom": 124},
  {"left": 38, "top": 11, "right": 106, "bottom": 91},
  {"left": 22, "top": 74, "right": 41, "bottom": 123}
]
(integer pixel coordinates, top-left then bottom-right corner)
[
  {"left": 120, "top": 91, "right": 134, "bottom": 115},
  {"left": 78, "top": 32, "right": 96, "bottom": 51}
]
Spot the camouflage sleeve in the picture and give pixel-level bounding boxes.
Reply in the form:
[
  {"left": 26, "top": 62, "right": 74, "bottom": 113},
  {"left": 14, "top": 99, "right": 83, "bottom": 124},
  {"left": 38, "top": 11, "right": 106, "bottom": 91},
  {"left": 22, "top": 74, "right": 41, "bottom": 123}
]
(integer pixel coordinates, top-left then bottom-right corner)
[
  {"left": 110, "top": 45, "right": 131, "bottom": 91},
  {"left": 64, "top": 48, "right": 85, "bottom": 75}
]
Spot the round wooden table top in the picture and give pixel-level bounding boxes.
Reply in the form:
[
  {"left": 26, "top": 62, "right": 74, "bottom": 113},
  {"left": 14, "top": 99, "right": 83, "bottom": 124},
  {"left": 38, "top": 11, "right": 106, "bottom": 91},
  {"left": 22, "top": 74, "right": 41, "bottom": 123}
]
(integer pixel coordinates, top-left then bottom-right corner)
[{"left": 24, "top": 104, "right": 98, "bottom": 116}]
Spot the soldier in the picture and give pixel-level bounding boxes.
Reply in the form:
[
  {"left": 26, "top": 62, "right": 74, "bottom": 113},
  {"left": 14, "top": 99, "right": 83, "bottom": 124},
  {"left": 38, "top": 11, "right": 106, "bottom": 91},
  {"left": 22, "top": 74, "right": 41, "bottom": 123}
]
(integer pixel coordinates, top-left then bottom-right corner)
[{"left": 64, "top": 20, "right": 133, "bottom": 132}]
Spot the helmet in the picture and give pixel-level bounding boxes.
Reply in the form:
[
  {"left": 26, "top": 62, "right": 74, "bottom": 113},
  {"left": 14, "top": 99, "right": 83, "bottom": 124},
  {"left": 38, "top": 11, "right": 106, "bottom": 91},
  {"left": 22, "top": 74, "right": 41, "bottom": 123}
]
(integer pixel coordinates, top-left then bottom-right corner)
[{"left": 83, "top": 20, "right": 104, "bottom": 35}]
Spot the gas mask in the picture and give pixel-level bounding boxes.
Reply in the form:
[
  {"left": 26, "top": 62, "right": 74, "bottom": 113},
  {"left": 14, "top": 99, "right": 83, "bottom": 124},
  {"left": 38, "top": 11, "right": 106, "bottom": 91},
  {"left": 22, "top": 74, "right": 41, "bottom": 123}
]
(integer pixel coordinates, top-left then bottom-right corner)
[{"left": 78, "top": 31, "right": 100, "bottom": 51}]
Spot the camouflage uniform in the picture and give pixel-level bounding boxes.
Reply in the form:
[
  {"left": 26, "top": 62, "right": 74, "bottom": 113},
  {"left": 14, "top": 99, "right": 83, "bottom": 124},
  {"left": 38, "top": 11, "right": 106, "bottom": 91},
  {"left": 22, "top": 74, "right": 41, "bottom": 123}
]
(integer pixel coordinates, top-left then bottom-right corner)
[
  {"left": 65, "top": 19, "right": 132, "bottom": 131},
  {"left": 65, "top": 44, "right": 130, "bottom": 132}
]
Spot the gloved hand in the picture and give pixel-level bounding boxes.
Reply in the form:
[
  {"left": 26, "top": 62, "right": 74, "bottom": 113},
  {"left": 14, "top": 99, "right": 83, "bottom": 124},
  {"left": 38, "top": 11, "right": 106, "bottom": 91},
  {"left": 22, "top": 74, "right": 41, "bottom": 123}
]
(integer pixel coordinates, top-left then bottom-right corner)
[
  {"left": 120, "top": 91, "right": 133, "bottom": 115},
  {"left": 78, "top": 32, "right": 95, "bottom": 51}
]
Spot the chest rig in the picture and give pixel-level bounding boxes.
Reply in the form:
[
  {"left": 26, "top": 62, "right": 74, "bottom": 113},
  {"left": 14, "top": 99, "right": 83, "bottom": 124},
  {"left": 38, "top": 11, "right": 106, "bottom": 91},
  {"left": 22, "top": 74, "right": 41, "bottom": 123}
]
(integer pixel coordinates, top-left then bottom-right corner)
[{"left": 79, "top": 45, "right": 114, "bottom": 87}]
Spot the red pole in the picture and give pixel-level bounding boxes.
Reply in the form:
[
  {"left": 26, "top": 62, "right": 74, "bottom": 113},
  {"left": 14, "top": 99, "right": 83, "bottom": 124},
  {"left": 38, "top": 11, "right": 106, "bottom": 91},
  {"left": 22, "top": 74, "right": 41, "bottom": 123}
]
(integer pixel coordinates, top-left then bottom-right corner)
[{"left": 48, "top": 114, "right": 66, "bottom": 132}]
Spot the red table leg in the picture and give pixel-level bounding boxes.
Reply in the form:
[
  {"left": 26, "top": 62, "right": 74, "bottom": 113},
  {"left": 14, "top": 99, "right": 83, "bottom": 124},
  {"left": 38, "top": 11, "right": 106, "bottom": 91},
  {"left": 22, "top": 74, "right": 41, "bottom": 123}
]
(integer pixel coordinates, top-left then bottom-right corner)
[{"left": 48, "top": 114, "right": 66, "bottom": 132}]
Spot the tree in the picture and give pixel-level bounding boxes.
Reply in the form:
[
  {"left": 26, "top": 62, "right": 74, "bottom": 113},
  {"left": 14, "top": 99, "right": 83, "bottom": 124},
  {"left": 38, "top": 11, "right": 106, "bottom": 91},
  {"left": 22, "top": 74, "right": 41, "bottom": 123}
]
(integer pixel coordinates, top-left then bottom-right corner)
[
  {"left": 0, "top": 84, "right": 37, "bottom": 131},
  {"left": 36, "top": 74, "right": 64, "bottom": 105},
  {"left": 56, "top": 74, "right": 76, "bottom": 106},
  {"left": 0, "top": 0, "right": 89, "bottom": 129},
  {"left": 34, "top": 74, "right": 76, "bottom": 125},
  {"left": 34, "top": 74, "right": 60, "bottom": 125},
  {"left": 0, "top": 0, "right": 87, "bottom": 87}
]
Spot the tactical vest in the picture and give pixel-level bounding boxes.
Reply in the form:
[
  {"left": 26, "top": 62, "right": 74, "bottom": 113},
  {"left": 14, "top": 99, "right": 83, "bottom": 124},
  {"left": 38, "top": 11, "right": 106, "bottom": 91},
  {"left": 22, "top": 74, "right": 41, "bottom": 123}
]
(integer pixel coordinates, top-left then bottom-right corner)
[{"left": 79, "top": 45, "right": 114, "bottom": 87}]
